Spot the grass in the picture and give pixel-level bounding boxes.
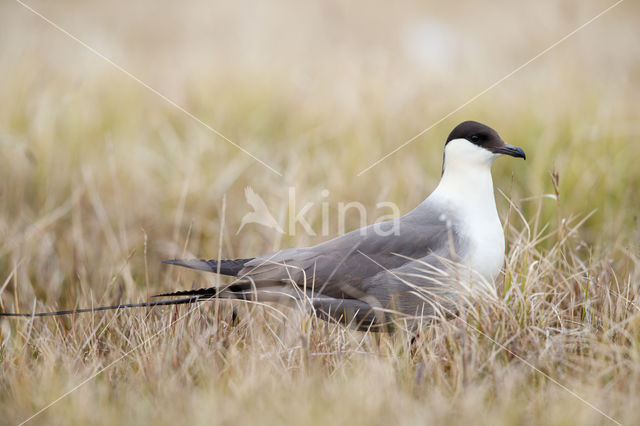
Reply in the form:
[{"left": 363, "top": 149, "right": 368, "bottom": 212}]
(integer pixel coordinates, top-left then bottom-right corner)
[{"left": 1, "top": 1, "right": 640, "bottom": 424}]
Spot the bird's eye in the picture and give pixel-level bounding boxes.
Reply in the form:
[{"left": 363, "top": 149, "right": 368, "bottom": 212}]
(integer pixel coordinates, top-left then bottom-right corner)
[{"left": 470, "top": 135, "right": 480, "bottom": 142}]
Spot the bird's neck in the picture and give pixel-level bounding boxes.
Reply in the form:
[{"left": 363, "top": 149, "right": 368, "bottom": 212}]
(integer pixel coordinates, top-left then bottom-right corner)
[{"left": 432, "top": 163, "right": 497, "bottom": 210}]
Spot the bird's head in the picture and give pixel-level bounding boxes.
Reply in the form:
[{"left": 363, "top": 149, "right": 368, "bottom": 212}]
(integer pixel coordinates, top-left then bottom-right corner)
[{"left": 442, "top": 121, "right": 525, "bottom": 175}]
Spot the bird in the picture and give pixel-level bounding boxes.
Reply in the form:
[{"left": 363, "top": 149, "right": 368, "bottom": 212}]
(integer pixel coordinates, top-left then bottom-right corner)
[
  {"left": 160, "top": 120, "right": 526, "bottom": 329},
  {"left": 0, "top": 121, "right": 526, "bottom": 330}
]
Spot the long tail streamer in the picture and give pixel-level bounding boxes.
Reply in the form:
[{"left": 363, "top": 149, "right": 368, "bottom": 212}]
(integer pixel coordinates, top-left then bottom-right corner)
[{"left": 0, "top": 296, "right": 210, "bottom": 318}]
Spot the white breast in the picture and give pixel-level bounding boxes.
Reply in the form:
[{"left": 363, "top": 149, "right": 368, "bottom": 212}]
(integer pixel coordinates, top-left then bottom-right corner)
[
  {"left": 428, "top": 138, "right": 506, "bottom": 283},
  {"left": 458, "top": 198, "right": 505, "bottom": 282}
]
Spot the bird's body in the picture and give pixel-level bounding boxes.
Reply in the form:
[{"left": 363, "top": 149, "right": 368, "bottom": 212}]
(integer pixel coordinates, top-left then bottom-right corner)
[
  {"left": 1, "top": 121, "right": 525, "bottom": 328},
  {"left": 162, "top": 121, "right": 526, "bottom": 330}
]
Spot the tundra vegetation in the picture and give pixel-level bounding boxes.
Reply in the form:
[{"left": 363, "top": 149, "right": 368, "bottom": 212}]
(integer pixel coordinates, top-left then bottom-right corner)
[{"left": 1, "top": 1, "right": 639, "bottom": 424}]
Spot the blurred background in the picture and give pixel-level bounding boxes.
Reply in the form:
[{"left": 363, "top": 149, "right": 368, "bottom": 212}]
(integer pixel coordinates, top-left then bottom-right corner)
[{"left": 0, "top": 0, "right": 638, "bottom": 302}]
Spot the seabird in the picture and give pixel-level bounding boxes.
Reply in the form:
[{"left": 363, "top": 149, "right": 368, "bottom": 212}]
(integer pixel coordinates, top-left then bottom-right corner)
[
  {"left": 1, "top": 121, "right": 526, "bottom": 329},
  {"left": 160, "top": 120, "right": 526, "bottom": 329}
]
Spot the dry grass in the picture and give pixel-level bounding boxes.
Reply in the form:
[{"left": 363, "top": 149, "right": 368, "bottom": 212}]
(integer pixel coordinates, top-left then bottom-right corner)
[{"left": 1, "top": 0, "right": 640, "bottom": 424}]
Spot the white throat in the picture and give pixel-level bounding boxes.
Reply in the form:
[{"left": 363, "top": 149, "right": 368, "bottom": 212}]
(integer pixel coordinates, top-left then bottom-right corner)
[
  {"left": 433, "top": 138, "right": 497, "bottom": 204},
  {"left": 429, "top": 138, "right": 505, "bottom": 282}
]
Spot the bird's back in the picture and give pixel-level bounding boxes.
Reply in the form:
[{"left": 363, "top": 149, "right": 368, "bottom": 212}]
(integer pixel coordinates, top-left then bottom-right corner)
[{"left": 240, "top": 198, "right": 467, "bottom": 302}]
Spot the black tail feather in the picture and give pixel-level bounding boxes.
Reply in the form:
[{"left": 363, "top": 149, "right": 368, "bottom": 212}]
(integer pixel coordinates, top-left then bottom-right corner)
[
  {"left": 1, "top": 281, "right": 254, "bottom": 319},
  {"left": 153, "top": 281, "right": 254, "bottom": 298},
  {"left": 0, "top": 296, "right": 209, "bottom": 318},
  {"left": 153, "top": 286, "right": 218, "bottom": 298}
]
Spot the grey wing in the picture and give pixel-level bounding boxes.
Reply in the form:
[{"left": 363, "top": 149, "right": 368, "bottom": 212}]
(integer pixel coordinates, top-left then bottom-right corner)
[
  {"left": 356, "top": 252, "right": 461, "bottom": 320},
  {"left": 238, "top": 201, "right": 465, "bottom": 302}
]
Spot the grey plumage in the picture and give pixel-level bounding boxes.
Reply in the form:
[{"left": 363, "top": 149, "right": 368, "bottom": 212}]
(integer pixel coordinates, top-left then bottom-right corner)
[
  {"left": 162, "top": 258, "right": 253, "bottom": 276},
  {"left": 163, "top": 199, "right": 467, "bottom": 330}
]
